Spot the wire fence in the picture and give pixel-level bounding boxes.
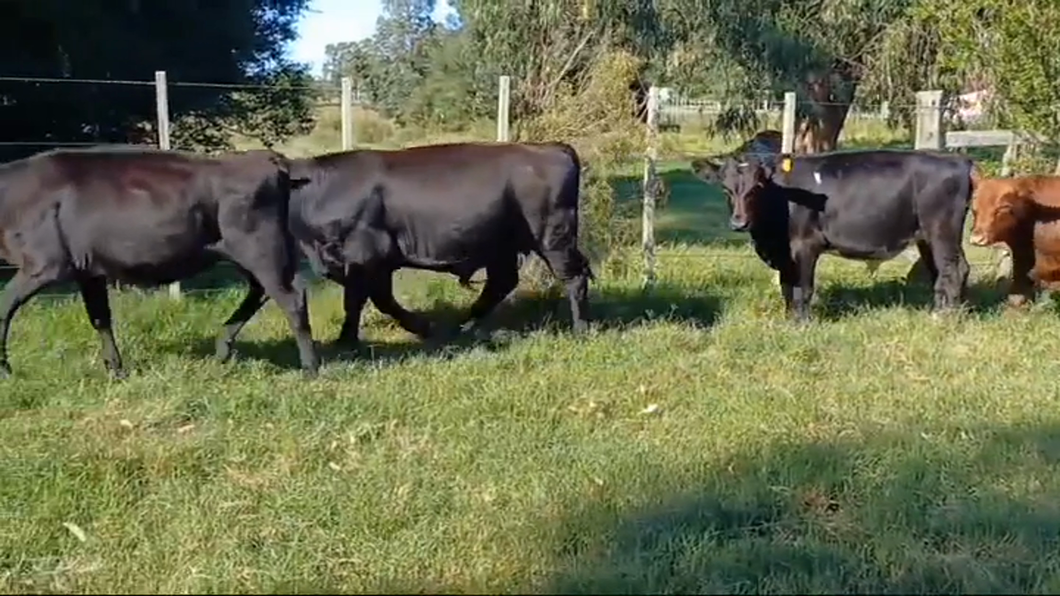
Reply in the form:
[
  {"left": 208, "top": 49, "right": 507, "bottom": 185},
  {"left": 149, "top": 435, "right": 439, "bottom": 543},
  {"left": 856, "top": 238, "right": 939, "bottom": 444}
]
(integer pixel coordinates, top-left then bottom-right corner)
[
  {"left": 0, "top": 73, "right": 1022, "bottom": 301},
  {"left": 0, "top": 73, "right": 360, "bottom": 299}
]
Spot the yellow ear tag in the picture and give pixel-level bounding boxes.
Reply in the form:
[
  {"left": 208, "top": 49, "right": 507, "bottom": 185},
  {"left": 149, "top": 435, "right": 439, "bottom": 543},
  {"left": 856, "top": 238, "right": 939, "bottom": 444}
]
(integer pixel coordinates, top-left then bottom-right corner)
[{"left": 781, "top": 158, "right": 792, "bottom": 173}]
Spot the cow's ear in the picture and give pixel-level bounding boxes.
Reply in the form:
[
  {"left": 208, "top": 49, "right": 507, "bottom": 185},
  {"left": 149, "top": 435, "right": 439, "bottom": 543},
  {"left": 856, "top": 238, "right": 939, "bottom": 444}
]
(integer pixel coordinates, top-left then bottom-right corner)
[{"left": 691, "top": 158, "right": 722, "bottom": 183}]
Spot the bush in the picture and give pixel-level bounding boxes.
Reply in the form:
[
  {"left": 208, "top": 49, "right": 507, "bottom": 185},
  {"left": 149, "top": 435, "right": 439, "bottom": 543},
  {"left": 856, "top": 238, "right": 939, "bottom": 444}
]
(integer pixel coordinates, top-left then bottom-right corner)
[
  {"left": 316, "top": 103, "right": 397, "bottom": 146},
  {"left": 516, "top": 50, "right": 646, "bottom": 288}
]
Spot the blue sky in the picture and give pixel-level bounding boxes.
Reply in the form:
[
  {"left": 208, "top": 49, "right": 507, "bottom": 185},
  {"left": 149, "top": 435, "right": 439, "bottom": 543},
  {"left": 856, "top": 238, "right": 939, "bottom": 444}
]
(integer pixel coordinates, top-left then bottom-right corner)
[{"left": 290, "top": 0, "right": 455, "bottom": 76}]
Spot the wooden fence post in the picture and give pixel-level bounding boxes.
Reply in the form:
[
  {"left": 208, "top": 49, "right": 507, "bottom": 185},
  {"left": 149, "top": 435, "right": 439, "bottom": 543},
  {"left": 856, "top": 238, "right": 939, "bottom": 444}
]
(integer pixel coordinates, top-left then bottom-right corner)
[
  {"left": 1000, "top": 142, "right": 1018, "bottom": 177},
  {"left": 340, "top": 76, "right": 354, "bottom": 151},
  {"left": 781, "top": 91, "right": 796, "bottom": 154},
  {"left": 497, "top": 75, "right": 511, "bottom": 142},
  {"left": 155, "top": 70, "right": 181, "bottom": 300},
  {"left": 642, "top": 86, "right": 660, "bottom": 288},
  {"left": 914, "top": 90, "right": 943, "bottom": 151}
]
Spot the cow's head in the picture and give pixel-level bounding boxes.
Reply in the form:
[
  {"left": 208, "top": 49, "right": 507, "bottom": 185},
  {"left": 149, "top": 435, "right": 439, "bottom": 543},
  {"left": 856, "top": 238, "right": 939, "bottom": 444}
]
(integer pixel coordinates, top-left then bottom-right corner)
[
  {"left": 969, "top": 178, "right": 1029, "bottom": 247},
  {"left": 691, "top": 154, "right": 776, "bottom": 232}
]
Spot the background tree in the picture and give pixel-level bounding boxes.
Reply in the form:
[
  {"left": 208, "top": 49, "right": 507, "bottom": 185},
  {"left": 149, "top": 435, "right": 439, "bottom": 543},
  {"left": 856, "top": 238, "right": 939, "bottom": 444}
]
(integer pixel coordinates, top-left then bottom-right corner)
[
  {"left": 913, "top": 0, "right": 1060, "bottom": 141},
  {"left": 449, "top": 0, "right": 668, "bottom": 132},
  {"left": 0, "top": 0, "right": 315, "bottom": 159},
  {"left": 666, "top": 0, "right": 924, "bottom": 153}
]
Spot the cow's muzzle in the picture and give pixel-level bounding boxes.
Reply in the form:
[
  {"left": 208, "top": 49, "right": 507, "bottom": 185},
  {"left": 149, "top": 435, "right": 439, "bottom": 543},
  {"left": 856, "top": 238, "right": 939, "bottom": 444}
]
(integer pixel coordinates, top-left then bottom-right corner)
[
  {"left": 729, "top": 216, "right": 750, "bottom": 232},
  {"left": 968, "top": 232, "right": 989, "bottom": 247}
]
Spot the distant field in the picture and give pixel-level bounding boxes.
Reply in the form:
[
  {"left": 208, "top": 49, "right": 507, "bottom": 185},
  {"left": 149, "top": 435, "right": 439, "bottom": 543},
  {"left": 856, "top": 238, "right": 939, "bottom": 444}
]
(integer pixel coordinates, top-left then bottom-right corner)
[{"left": 6, "top": 128, "right": 1060, "bottom": 593}]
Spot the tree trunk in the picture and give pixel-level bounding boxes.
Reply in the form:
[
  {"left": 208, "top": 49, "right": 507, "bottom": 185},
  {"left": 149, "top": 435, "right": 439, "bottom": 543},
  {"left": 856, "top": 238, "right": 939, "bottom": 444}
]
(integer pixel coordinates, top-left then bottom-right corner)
[{"left": 793, "top": 65, "right": 858, "bottom": 154}]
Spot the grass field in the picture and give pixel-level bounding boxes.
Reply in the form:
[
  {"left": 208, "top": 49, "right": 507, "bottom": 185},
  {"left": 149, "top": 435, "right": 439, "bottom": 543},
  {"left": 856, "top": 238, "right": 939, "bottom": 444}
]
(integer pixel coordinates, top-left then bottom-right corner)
[{"left": 5, "top": 148, "right": 1060, "bottom": 593}]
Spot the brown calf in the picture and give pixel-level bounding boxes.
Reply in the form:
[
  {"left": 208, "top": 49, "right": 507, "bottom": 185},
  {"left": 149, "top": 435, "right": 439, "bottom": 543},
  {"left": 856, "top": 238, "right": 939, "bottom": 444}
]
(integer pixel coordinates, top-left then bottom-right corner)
[{"left": 969, "top": 175, "right": 1060, "bottom": 306}]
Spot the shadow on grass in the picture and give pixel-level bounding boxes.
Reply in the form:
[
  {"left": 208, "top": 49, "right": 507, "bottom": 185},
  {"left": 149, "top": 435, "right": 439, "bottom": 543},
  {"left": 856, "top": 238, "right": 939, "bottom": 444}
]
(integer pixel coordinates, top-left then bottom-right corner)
[
  {"left": 0, "top": 259, "right": 318, "bottom": 297},
  {"left": 544, "top": 422, "right": 1060, "bottom": 593},
  {"left": 813, "top": 277, "right": 1011, "bottom": 320},
  {"left": 611, "top": 164, "right": 747, "bottom": 248},
  {"left": 163, "top": 281, "right": 725, "bottom": 371}
]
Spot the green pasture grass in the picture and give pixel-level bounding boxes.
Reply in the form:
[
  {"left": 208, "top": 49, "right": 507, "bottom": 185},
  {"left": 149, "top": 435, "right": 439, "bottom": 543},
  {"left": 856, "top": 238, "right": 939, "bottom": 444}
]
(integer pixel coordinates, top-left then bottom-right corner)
[{"left": 3, "top": 234, "right": 1059, "bottom": 593}]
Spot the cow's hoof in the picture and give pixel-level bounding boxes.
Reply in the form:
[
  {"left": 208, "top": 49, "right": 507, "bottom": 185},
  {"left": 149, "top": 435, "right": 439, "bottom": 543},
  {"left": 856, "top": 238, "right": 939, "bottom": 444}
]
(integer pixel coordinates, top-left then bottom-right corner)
[
  {"left": 468, "top": 326, "right": 494, "bottom": 343},
  {"left": 331, "top": 340, "right": 366, "bottom": 360},
  {"left": 929, "top": 308, "right": 963, "bottom": 322},
  {"left": 0, "top": 361, "right": 11, "bottom": 379},
  {"left": 330, "top": 341, "right": 362, "bottom": 358},
  {"left": 1006, "top": 294, "right": 1033, "bottom": 309},
  {"left": 332, "top": 332, "right": 361, "bottom": 348},
  {"left": 216, "top": 348, "right": 238, "bottom": 363},
  {"left": 215, "top": 339, "right": 236, "bottom": 363},
  {"left": 456, "top": 320, "right": 490, "bottom": 341},
  {"left": 109, "top": 368, "right": 129, "bottom": 380}
]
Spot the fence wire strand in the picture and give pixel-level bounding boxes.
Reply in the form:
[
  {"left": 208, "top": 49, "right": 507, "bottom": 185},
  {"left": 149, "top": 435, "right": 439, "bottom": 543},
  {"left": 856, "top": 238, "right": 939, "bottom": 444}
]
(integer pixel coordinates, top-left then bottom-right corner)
[{"left": 0, "top": 75, "right": 339, "bottom": 93}]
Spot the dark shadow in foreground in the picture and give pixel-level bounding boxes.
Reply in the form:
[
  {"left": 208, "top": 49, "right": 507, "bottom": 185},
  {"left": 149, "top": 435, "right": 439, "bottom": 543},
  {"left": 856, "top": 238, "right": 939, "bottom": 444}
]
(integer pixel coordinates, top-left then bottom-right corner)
[
  {"left": 161, "top": 281, "right": 724, "bottom": 371},
  {"left": 544, "top": 422, "right": 1060, "bottom": 594}
]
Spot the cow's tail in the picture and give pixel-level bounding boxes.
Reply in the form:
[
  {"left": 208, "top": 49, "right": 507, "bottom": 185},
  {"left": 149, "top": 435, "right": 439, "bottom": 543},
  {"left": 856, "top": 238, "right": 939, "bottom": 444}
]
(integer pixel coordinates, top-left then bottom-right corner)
[{"left": 555, "top": 143, "right": 596, "bottom": 282}]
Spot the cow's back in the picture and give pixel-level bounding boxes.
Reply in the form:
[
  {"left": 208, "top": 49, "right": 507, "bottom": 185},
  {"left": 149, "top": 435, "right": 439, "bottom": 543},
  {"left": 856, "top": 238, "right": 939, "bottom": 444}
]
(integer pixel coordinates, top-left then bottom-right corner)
[
  {"left": 43, "top": 147, "right": 285, "bottom": 283},
  {"left": 288, "top": 142, "right": 581, "bottom": 272},
  {"left": 789, "top": 150, "right": 973, "bottom": 259},
  {"left": 291, "top": 142, "right": 576, "bottom": 230}
]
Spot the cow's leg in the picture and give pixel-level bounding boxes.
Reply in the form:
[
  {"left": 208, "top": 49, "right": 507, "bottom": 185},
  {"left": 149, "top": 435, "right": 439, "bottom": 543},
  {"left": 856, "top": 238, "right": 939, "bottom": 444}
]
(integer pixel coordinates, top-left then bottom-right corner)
[
  {"left": 214, "top": 253, "right": 319, "bottom": 376},
  {"left": 537, "top": 246, "right": 592, "bottom": 333},
  {"left": 994, "top": 248, "right": 1014, "bottom": 282},
  {"left": 76, "top": 276, "right": 125, "bottom": 378},
  {"left": 335, "top": 267, "right": 369, "bottom": 347},
  {"left": 784, "top": 244, "right": 821, "bottom": 321},
  {"left": 926, "top": 238, "right": 970, "bottom": 312},
  {"left": 779, "top": 263, "right": 798, "bottom": 316},
  {"left": 914, "top": 240, "right": 939, "bottom": 285},
  {"left": 367, "top": 271, "right": 434, "bottom": 339},
  {"left": 532, "top": 206, "right": 592, "bottom": 333},
  {"left": 1006, "top": 244, "right": 1036, "bottom": 308},
  {"left": 214, "top": 269, "right": 267, "bottom": 363},
  {"left": 259, "top": 270, "right": 319, "bottom": 376},
  {"left": 0, "top": 270, "right": 59, "bottom": 378},
  {"left": 454, "top": 253, "right": 520, "bottom": 335}
]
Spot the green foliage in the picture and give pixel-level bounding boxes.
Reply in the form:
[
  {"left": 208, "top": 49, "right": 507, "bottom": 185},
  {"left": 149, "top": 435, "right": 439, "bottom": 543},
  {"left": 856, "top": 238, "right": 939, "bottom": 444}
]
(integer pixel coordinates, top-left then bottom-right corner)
[
  {"left": 322, "top": 40, "right": 376, "bottom": 89},
  {"left": 516, "top": 50, "right": 647, "bottom": 286},
  {"left": 0, "top": 0, "right": 315, "bottom": 158},
  {"left": 917, "top": 0, "right": 1060, "bottom": 140},
  {"left": 856, "top": 10, "right": 959, "bottom": 130},
  {"left": 321, "top": 0, "right": 451, "bottom": 127},
  {"left": 444, "top": 0, "right": 666, "bottom": 121},
  {"left": 172, "top": 64, "right": 318, "bottom": 152},
  {"left": 400, "top": 28, "right": 499, "bottom": 130},
  {"left": 667, "top": 0, "right": 916, "bottom": 138}
]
